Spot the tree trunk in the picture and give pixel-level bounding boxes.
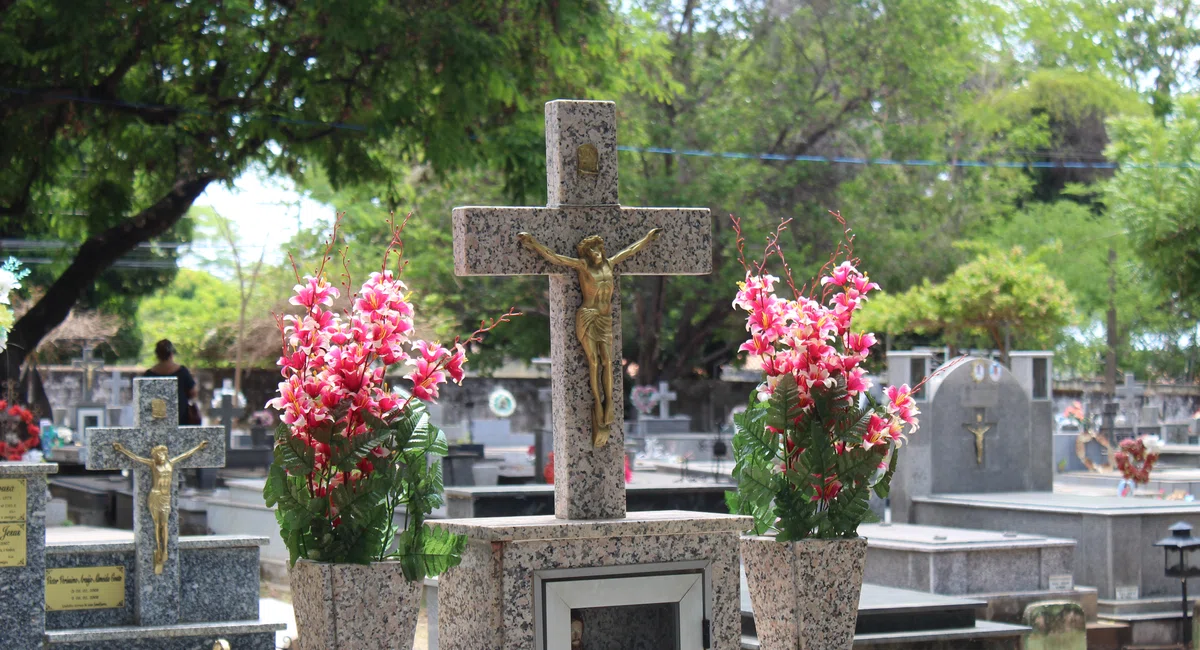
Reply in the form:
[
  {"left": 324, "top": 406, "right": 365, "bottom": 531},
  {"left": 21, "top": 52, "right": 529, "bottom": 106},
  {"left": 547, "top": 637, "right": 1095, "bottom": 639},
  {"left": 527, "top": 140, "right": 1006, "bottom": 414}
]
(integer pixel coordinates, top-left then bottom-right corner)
[{"left": 0, "top": 175, "right": 214, "bottom": 383}]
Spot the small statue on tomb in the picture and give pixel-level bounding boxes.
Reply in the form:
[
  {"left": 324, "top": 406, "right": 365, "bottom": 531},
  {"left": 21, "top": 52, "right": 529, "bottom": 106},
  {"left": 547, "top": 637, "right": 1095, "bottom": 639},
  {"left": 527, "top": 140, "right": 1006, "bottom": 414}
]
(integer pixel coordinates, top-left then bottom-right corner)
[
  {"left": 112, "top": 440, "right": 208, "bottom": 574},
  {"left": 518, "top": 228, "right": 662, "bottom": 447}
]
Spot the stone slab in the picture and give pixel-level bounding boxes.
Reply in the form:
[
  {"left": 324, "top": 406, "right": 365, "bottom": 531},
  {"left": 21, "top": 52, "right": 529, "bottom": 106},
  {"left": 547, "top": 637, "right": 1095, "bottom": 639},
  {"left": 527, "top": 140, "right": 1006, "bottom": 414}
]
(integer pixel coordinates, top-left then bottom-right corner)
[
  {"left": 434, "top": 509, "right": 750, "bottom": 542},
  {"left": 861, "top": 522, "right": 1075, "bottom": 551},
  {"left": 444, "top": 482, "right": 733, "bottom": 518},
  {"left": 861, "top": 522, "right": 1075, "bottom": 595},
  {"left": 0, "top": 462, "right": 57, "bottom": 650},
  {"left": 912, "top": 491, "right": 1200, "bottom": 600}
]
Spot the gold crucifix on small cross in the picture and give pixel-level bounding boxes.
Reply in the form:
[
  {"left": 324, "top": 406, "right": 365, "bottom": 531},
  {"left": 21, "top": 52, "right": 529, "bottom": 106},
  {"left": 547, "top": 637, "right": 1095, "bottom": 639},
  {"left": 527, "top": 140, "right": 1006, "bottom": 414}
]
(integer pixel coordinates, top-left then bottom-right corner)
[{"left": 964, "top": 410, "right": 994, "bottom": 465}]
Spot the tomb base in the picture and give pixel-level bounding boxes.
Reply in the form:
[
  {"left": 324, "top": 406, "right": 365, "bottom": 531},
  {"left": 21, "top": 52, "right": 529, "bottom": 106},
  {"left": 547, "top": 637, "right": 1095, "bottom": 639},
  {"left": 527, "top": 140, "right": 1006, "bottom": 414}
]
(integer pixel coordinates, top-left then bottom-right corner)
[
  {"left": 433, "top": 510, "right": 749, "bottom": 650},
  {"left": 44, "top": 532, "right": 284, "bottom": 650},
  {"left": 44, "top": 621, "right": 280, "bottom": 650}
]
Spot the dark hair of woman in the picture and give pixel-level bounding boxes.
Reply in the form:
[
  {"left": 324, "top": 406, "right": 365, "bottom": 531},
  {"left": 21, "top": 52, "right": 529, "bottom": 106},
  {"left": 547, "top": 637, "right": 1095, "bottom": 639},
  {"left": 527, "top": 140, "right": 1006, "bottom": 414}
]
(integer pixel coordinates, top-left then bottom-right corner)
[{"left": 154, "top": 339, "right": 175, "bottom": 362}]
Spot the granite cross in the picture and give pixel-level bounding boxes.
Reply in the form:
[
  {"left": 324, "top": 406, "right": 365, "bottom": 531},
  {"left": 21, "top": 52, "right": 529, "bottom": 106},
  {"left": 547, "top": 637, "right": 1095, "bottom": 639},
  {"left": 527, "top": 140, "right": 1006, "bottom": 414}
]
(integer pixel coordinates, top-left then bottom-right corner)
[
  {"left": 101, "top": 369, "right": 126, "bottom": 408},
  {"left": 85, "top": 378, "right": 225, "bottom": 626},
  {"left": 452, "top": 100, "right": 711, "bottom": 520},
  {"left": 656, "top": 380, "right": 678, "bottom": 419},
  {"left": 71, "top": 341, "right": 105, "bottom": 402}
]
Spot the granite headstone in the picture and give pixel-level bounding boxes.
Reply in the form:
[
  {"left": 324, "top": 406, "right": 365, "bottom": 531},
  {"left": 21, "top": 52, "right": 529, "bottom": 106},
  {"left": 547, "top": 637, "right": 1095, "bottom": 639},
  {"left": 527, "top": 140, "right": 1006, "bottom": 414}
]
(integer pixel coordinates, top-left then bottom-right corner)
[{"left": 892, "top": 357, "right": 1044, "bottom": 522}]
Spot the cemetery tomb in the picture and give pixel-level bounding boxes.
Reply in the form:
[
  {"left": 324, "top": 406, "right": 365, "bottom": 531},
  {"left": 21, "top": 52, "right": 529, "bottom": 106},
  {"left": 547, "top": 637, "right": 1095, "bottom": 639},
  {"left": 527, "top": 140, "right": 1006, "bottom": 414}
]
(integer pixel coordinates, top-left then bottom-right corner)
[
  {"left": 34, "top": 378, "right": 283, "bottom": 649},
  {"left": 0, "top": 462, "right": 58, "bottom": 650},
  {"left": 860, "top": 522, "right": 1078, "bottom": 599},
  {"left": 890, "top": 355, "right": 1049, "bottom": 523},
  {"left": 436, "top": 99, "right": 749, "bottom": 649}
]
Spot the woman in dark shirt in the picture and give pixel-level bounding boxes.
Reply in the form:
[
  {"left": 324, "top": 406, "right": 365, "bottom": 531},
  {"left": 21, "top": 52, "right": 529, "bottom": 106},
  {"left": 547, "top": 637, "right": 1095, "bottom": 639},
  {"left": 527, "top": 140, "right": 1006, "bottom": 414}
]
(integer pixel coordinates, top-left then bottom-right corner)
[{"left": 144, "top": 339, "right": 198, "bottom": 425}]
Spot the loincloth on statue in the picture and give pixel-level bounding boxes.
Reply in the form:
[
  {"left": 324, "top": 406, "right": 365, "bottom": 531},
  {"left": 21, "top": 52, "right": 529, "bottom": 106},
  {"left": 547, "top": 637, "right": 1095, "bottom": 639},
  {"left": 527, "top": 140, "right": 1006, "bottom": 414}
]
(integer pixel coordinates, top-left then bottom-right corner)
[{"left": 575, "top": 307, "right": 613, "bottom": 345}]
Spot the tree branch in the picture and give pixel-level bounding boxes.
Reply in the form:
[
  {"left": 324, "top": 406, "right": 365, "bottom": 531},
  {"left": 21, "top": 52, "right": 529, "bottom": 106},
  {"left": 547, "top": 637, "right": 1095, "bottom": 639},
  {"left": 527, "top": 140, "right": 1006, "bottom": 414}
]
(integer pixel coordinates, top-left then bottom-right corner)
[{"left": 0, "top": 174, "right": 216, "bottom": 379}]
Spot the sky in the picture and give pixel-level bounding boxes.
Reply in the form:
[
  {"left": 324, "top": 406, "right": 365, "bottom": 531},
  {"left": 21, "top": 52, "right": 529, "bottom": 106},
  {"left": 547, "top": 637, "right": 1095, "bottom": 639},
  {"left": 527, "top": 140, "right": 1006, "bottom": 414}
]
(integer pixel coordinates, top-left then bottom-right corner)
[{"left": 187, "top": 169, "right": 330, "bottom": 270}]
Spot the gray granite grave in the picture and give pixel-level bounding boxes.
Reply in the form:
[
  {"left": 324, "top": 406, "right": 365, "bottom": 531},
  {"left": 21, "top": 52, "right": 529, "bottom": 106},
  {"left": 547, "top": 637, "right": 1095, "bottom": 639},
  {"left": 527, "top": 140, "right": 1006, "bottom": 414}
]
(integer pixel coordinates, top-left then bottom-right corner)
[
  {"left": 0, "top": 462, "right": 58, "bottom": 650},
  {"left": 860, "top": 522, "right": 1075, "bottom": 596},
  {"left": 38, "top": 377, "right": 285, "bottom": 649},
  {"left": 891, "top": 356, "right": 1048, "bottom": 522}
]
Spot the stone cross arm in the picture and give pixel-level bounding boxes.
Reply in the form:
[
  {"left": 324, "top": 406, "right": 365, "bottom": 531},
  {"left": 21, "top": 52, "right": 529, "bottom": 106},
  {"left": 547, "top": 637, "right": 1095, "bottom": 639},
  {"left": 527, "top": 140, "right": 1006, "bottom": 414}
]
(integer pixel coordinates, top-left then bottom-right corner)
[
  {"left": 85, "top": 426, "right": 226, "bottom": 471},
  {"left": 453, "top": 206, "right": 711, "bottom": 277}
]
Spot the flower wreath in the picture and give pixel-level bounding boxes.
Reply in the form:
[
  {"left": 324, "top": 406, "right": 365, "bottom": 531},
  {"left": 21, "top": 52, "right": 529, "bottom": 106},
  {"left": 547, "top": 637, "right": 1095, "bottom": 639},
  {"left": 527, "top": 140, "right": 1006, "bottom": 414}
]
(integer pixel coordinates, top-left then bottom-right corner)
[
  {"left": 0, "top": 400, "right": 40, "bottom": 461},
  {"left": 630, "top": 385, "right": 660, "bottom": 416},
  {"left": 1113, "top": 436, "right": 1159, "bottom": 486}
]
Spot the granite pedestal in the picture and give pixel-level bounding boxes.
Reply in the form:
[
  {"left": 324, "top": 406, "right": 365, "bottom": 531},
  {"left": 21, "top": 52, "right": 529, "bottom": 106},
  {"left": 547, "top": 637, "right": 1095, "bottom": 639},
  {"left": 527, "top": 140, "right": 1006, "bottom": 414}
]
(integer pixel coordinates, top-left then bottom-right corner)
[
  {"left": 0, "top": 462, "right": 58, "bottom": 650},
  {"left": 435, "top": 511, "right": 748, "bottom": 649}
]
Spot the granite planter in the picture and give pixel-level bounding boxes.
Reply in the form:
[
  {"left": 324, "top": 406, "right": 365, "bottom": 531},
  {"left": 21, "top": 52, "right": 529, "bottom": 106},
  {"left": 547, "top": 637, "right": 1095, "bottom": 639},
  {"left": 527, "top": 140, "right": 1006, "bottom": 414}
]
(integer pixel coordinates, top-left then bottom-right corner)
[
  {"left": 290, "top": 559, "right": 422, "bottom": 650},
  {"left": 741, "top": 535, "right": 867, "bottom": 650}
]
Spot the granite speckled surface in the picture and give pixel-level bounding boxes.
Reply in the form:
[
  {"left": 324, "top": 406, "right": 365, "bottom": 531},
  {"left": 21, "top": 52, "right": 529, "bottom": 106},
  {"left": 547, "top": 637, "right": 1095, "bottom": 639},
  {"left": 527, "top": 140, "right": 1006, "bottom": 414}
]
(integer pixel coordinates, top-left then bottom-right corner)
[
  {"left": 742, "top": 535, "right": 867, "bottom": 650},
  {"left": 45, "top": 535, "right": 269, "bottom": 631},
  {"left": 434, "top": 510, "right": 750, "bottom": 541},
  {"left": 546, "top": 100, "right": 618, "bottom": 207},
  {"left": 44, "top": 621, "right": 281, "bottom": 650},
  {"left": 85, "top": 377, "right": 225, "bottom": 626},
  {"left": 290, "top": 559, "right": 423, "bottom": 650},
  {"left": 452, "top": 99, "right": 710, "bottom": 520},
  {"left": 453, "top": 206, "right": 712, "bottom": 277},
  {"left": 438, "top": 526, "right": 745, "bottom": 650},
  {"left": 577, "top": 603, "right": 677, "bottom": 650},
  {"left": 0, "top": 462, "right": 56, "bottom": 650}
]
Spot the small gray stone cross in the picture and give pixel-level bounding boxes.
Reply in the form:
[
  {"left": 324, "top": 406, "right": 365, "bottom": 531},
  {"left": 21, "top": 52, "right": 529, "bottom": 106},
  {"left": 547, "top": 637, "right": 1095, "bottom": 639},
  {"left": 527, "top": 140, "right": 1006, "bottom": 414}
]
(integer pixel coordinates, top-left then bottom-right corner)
[
  {"left": 71, "top": 341, "right": 105, "bottom": 402},
  {"left": 85, "top": 378, "right": 225, "bottom": 626},
  {"left": 453, "top": 100, "right": 711, "bottom": 520},
  {"left": 656, "top": 380, "right": 678, "bottom": 419}
]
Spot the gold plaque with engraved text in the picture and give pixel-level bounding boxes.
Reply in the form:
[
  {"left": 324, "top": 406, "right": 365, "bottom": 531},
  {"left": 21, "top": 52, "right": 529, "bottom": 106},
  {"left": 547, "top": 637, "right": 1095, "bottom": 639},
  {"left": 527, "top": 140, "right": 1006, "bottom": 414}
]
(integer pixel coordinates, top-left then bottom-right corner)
[
  {"left": 0, "top": 523, "right": 26, "bottom": 566},
  {"left": 0, "top": 478, "right": 26, "bottom": 522},
  {"left": 46, "top": 566, "right": 126, "bottom": 611}
]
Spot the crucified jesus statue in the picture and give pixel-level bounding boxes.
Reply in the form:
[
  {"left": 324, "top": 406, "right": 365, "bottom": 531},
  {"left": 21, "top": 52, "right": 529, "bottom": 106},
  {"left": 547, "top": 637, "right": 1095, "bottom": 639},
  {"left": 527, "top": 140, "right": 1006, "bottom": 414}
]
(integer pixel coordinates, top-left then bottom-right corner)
[
  {"left": 113, "top": 440, "right": 208, "bottom": 574},
  {"left": 518, "top": 228, "right": 663, "bottom": 447}
]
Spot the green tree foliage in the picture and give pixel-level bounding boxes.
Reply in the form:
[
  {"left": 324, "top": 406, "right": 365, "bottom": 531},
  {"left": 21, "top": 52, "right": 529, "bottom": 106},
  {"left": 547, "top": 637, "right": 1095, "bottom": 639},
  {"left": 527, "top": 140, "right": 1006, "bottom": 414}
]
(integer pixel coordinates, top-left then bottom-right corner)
[
  {"left": 1106, "top": 97, "right": 1200, "bottom": 315},
  {"left": 135, "top": 269, "right": 240, "bottom": 367},
  {"left": 859, "top": 248, "right": 1075, "bottom": 356},
  {"left": 0, "top": 0, "right": 628, "bottom": 381}
]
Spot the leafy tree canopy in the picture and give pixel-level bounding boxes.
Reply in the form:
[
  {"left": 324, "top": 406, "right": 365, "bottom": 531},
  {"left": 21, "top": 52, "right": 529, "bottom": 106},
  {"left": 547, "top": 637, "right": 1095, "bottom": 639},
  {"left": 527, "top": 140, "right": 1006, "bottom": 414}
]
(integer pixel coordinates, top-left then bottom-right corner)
[{"left": 0, "top": 0, "right": 631, "bottom": 381}]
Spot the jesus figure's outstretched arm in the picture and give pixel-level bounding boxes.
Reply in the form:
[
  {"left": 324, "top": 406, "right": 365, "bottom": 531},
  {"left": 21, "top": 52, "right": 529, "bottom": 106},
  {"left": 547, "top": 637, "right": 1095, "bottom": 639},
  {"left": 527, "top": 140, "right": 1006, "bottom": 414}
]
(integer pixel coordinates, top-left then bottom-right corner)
[
  {"left": 517, "top": 233, "right": 586, "bottom": 271},
  {"left": 170, "top": 440, "right": 208, "bottom": 464},
  {"left": 609, "top": 228, "right": 662, "bottom": 265}
]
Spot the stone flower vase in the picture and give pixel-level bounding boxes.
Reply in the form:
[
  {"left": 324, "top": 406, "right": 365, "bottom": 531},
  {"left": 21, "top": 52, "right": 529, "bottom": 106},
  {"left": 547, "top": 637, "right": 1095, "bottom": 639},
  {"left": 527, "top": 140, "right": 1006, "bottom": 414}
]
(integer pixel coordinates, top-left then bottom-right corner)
[
  {"left": 741, "top": 535, "right": 868, "bottom": 650},
  {"left": 290, "top": 559, "right": 423, "bottom": 650}
]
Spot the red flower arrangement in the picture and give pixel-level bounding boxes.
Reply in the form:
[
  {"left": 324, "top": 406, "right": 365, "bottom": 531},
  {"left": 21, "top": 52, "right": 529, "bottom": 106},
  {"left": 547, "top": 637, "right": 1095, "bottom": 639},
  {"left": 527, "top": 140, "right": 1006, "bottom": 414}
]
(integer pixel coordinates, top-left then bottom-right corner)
[
  {"left": 1113, "top": 436, "right": 1159, "bottom": 485},
  {"left": 0, "top": 400, "right": 40, "bottom": 461}
]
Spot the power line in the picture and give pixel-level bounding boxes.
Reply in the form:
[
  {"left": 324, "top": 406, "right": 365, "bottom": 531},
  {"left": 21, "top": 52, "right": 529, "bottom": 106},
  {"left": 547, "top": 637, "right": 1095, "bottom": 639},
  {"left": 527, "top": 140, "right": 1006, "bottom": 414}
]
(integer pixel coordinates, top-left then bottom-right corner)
[{"left": 616, "top": 145, "right": 1198, "bottom": 170}]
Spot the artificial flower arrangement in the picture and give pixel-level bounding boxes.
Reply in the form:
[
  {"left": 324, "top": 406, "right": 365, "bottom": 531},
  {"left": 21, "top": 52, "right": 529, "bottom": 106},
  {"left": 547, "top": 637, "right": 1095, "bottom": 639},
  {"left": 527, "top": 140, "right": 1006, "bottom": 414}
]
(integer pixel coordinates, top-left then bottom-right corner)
[
  {"left": 264, "top": 215, "right": 516, "bottom": 580},
  {"left": 0, "top": 400, "right": 40, "bottom": 461},
  {"left": 726, "top": 215, "right": 920, "bottom": 539},
  {"left": 1062, "top": 401, "right": 1090, "bottom": 432},
  {"left": 0, "top": 257, "right": 29, "bottom": 353},
  {"left": 1114, "top": 435, "right": 1160, "bottom": 486}
]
